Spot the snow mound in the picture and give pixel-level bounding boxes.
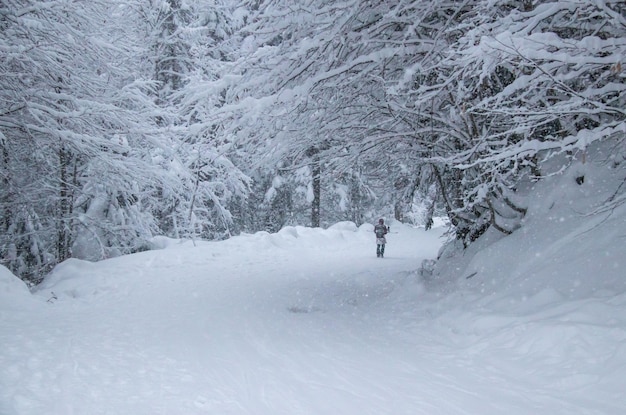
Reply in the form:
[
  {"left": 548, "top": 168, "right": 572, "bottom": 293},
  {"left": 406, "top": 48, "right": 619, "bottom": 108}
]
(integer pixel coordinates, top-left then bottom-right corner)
[
  {"left": 0, "top": 265, "right": 32, "bottom": 305},
  {"left": 421, "top": 157, "right": 626, "bottom": 412},
  {"left": 221, "top": 221, "right": 372, "bottom": 252},
  {"left": 34, "top": 258, "right": 116, "bottom": 300},
  {"left": 450, "top": 160, "right": 626, "bottom": 301},
  {"left": 33, "top": 221, "right": 423, "bottom": 301}
]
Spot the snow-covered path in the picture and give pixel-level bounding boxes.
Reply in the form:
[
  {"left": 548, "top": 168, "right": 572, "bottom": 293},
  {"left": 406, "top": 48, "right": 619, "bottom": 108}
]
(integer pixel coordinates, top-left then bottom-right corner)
[
  {"left": 2, "top": 220, "right": 625, "bottom": 414},
  {"left": 3, "top": 223, "right": 446, "bottom": 414}
]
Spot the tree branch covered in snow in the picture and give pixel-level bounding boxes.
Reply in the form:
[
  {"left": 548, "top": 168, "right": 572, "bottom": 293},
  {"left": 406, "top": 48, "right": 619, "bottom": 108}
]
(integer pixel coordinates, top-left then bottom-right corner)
[{"left": 2, "top": 0, "right": 625, "bottom": 282}]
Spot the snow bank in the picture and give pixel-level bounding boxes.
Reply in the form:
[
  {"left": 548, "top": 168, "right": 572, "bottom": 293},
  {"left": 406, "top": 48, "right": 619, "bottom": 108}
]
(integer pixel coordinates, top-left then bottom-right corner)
[
  {"left": 422, "top": 157, "right": 626, "bottom": 412},
  {"left": 0, "top": 265, "right": 32, "bottom": 306},
  {"left": 437, "top": 158, "right": 626, "bottom": 301},
  {"left": 31, "top": 221, "right": 379, "bottom": 301}
]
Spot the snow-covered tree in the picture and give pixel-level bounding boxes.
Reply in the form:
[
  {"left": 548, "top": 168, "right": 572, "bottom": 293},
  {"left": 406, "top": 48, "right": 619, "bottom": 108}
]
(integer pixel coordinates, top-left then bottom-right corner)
[
  {"left": 400, "top": 0, "right": 626, "bottom": 243},
  {"left": 226, "top": 0, "right": 624, "bottom": 242},
  {"left": 3, "top": 0, "right": 623, "bottom": 283},
  {"left": 130, "top": 0, "right": 251, "bottom": 240},
  {"left": 0, "top": 0, "right": 182, "bottom": 281},
  {"left": 212, "top": 0, "right": 431, "bottom": 227}
]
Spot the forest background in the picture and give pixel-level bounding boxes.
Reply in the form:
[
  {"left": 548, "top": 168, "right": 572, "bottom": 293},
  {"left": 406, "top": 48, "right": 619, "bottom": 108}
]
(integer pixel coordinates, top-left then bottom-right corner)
[{"left": 1, "top": 0, "right": 624, "bottom": 284}]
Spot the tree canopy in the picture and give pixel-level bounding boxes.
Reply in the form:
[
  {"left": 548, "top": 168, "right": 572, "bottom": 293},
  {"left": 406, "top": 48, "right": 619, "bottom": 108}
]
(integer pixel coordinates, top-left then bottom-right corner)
[{"left": 1, "top": 0, "right": 624, "bottom": 282}]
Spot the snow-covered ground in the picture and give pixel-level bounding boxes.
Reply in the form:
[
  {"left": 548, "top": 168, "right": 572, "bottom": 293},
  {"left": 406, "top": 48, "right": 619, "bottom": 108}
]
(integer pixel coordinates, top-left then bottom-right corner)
[{"left": 1, "top": 163, "right": 625, "bottom": 414}]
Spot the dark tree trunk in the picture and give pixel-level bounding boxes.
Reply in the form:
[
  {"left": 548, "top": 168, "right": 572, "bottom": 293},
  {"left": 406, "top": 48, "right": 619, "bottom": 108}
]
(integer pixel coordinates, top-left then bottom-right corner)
[
  {"left": 57, "top": 146, "right": 73, "bottom": 261},
  {"left": 1, "top": 144, "right": 10, "bottom": 233},
  {"left": 311, "top": 155, "right": 321, "bottom": 228}
]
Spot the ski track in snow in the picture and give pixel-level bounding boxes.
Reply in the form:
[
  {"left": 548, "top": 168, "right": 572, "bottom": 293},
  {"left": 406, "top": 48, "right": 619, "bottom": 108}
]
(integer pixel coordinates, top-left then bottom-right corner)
[{"left": 2, "top": 222, "right": 625, "bottom": 414}]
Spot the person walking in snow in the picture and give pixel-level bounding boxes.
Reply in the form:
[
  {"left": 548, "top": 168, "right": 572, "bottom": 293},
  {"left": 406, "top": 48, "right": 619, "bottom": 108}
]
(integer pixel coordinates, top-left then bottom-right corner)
[{"left": 374, "top": 218, "right": 388, "bottom": 258}]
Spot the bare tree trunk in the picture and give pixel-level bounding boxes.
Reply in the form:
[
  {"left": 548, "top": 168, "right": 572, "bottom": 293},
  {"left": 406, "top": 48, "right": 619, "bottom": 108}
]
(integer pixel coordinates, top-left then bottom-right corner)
[
  {"left": 431, "top": 164, "right": 459, "bottom": 227},
  {"left": 57, "top": 146, "right": 73, "bottom": 261},
  {"left": 1, "top": 144, "right": 10, "bottom": 233},
  {"left": 311, "top": 154, "right": 321, "bottom": 228}
]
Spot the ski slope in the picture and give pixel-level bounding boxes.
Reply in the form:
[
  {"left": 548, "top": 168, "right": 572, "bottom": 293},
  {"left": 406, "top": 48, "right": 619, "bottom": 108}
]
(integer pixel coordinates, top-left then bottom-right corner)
[{"left": 2, "top": 194, "right": 626, "bottom": 414}]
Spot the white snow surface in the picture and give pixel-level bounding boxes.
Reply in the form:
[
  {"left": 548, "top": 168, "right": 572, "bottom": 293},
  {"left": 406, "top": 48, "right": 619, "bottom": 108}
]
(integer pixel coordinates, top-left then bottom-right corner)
[{"left": 2, "top": 167, "right": 626, "bottom": 414}]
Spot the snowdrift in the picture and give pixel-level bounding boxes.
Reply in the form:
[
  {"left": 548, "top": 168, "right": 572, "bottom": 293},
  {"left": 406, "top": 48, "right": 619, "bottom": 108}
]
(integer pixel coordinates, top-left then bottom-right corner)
[
  {"left": 422, "top": 157, "right": 626, "bottom": 412},
  {"left": 0, "top": 265, "right": 32, "bottom": 308}
]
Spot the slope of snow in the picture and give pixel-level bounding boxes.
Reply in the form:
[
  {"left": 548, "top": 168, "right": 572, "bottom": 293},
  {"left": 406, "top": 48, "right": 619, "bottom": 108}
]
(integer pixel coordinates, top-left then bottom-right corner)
[
  {"left": 426, "top": 158, "right": 626, "bottom": 414},
  {"left": 1, "top": 161, "right": 625, "bottom": 414}
]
